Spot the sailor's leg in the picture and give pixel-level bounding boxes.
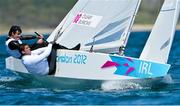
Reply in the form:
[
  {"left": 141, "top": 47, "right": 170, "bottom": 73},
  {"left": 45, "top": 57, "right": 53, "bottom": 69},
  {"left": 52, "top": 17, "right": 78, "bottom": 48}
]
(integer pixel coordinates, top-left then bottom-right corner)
[
  {"left": 53, "top": 43, "right": 81, "bottom": 50},
  {"left": 47, "top": 47, "right": 57, "bottom": 75},
  {"left": 70, "top": 43, "right": 81, "bottom": 50},
  {"left": 53, "top": 44, "right": 68, "bottom": 49},
  {"left": 47, "top": 43, "right": 81, "bottom": 75}
]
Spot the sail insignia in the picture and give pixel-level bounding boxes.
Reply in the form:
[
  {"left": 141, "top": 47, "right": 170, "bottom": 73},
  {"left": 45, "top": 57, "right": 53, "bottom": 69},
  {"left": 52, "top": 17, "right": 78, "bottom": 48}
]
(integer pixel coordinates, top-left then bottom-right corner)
[{"left": 73, "top": 12, "right": 103, "bottom": 28}]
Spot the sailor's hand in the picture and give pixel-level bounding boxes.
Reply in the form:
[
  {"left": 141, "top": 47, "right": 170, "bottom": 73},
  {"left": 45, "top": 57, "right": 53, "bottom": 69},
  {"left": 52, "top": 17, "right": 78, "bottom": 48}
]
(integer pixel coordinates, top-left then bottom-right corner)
[
  {"left": 34, "top": 32, "right": 44, "bottom": 39},
  {"left": 37, "top": 39, "right": 44, "bottom": 44},
  {"left": 37, "top": 34, "right": 44, "bottom": 39}
]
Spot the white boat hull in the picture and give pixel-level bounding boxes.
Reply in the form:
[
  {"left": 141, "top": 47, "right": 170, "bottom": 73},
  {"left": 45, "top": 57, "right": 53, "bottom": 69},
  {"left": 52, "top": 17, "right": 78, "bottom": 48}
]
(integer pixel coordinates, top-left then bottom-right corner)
[{"left": 5, "top": 50, "right": 170, "bottom": 89}]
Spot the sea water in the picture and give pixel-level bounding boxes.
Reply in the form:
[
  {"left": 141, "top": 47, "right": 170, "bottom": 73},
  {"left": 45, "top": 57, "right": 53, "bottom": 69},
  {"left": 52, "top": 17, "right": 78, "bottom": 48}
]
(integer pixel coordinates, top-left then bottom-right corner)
[{"left": 0, "top": 31, "right": 180, "bottom": 105}]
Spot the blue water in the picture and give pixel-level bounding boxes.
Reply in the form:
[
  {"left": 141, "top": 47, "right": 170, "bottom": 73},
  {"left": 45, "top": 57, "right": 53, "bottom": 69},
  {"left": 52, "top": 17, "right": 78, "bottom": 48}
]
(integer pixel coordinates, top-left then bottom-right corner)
[{"left": 0, "top": 31, "right": 180, "bottom": 105}]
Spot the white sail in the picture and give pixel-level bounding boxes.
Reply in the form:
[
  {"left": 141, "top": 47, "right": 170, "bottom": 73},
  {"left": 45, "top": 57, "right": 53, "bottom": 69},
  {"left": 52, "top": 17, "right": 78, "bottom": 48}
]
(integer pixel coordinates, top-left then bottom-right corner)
[
  {"left": 140, "top": 0, "right": 180, "bottom": 63},
  {"left": 47, "top": 0, "right": 141, "bottom": 53}
]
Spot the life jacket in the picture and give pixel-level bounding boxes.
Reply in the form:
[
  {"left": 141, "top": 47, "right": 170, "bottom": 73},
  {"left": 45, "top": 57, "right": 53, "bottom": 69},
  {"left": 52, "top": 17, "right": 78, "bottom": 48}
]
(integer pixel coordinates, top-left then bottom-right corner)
[{"left": 5, "top": 38, "right": 22, "bottom": 58}]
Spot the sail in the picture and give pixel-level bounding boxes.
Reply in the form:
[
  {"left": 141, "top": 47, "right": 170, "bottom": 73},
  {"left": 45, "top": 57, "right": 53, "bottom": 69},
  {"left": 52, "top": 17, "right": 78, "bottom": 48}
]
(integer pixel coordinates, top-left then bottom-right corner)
[
  {"left": 47, "top": 0, "right": 141, "bottom": 53},
  {"left": 140, "top": 0, "right": 180, "bottom": 63}
]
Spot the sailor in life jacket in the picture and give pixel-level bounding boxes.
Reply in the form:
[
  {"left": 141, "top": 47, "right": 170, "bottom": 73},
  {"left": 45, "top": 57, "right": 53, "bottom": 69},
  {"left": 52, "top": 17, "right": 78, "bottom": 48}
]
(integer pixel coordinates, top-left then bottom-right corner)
[{"left": 5, "top": 25, "right": 47, "bottom": 59}]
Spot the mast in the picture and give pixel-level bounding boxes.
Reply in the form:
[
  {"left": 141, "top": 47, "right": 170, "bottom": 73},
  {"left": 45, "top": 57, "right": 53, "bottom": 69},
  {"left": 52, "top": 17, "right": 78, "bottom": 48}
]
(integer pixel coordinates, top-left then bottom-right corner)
[
  {"left": 117, "top": 0, "right": 141, "bottom": 55},
  {"left": 122, "top": 0, "right": 141, "bottom": 47}
]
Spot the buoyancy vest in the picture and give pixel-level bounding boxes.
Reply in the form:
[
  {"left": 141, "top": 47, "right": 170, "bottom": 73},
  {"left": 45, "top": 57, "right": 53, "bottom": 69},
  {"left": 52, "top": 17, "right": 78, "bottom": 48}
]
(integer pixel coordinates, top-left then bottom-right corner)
[{"left": 5, "top": 38, "right": 22, "bottom": 58}]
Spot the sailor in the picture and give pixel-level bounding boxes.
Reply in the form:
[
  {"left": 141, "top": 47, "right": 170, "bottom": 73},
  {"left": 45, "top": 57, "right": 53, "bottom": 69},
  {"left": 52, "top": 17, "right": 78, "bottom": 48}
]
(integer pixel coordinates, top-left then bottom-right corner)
[
  {"left": 5, "top": 25, "right": 47, "bottom": 59},
  {"left": 19, "top": 43, "right": 81, "bottom": 75}
]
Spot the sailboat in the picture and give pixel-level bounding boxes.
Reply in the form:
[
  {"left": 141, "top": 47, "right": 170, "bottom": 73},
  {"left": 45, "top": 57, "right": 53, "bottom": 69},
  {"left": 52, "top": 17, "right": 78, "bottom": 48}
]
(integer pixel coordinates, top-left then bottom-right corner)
[{"left": 5, "top": 0, "right": 180, "bottom": 89}]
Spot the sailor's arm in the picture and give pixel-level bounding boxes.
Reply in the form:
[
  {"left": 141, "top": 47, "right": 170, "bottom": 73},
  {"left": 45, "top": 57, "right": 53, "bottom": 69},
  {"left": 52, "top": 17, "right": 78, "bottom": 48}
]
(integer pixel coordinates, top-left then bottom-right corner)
[
  {"left": 19, "top": 35, "right": 37, "bottom": 40},
  {"left": 8, "top": 41, "right": 20, "bottom": 50},
  {"left": 20, "top": 32, "right": 45, "bottom": 40},
  {"left": 31, "top": 46, "right": 49, "bottom": 55}
]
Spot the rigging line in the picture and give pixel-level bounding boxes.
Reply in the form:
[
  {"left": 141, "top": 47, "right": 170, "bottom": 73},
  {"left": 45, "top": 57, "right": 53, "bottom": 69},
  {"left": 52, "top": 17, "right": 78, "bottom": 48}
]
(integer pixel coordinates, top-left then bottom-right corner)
[
  {"left": 53, "top": 11, "right": 71, "bottom": 42},
  {"left": 89, "top": 37, "right": 95, "bottom": 52},
  {"left": 53, "top": 0, "right": 90, "bottom": 42},
  {"left": 122, "top": 0, "right": 141, "bottom": 46}
]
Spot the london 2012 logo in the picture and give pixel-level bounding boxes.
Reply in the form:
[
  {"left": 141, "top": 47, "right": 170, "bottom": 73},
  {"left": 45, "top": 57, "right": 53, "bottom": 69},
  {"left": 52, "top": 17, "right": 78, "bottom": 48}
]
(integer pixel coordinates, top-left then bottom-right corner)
[
  {"left": 56, "top": 54, "right": 87, "bottom": 64},
  {"left": 101, "top": 56, "right": 153, "bottom": 78},
  {"left": 101, "top": 57, "right": 135, "bottom": 76},
  {"left": 73, "top": 12, "right": 103, "bottom": 28}
]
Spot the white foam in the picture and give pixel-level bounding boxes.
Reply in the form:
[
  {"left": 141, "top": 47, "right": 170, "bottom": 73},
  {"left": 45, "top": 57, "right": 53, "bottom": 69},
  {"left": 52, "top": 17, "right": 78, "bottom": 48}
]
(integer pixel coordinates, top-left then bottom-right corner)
[
  {"left": 161, "top": 74, "right": 173, "bottom": 84},
  {"left": 0, "top": 76, "right": 17, "bottom": 82},
  {"left": 101, "top": 80, "right": 143, "bottom": 91}
]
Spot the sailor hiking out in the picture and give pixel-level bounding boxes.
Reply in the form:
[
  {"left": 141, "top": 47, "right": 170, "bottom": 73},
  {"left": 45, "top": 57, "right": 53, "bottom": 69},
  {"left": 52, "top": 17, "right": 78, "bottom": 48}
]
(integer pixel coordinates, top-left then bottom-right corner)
[{"left": 19, "top": 42, "right": 80, "bottom": 75}]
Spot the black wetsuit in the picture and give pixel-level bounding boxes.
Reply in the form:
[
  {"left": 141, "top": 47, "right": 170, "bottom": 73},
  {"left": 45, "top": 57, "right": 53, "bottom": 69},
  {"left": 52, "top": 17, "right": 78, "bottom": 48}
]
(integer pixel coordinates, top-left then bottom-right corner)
[{"left": 6, "top": 35, "right": 48, "bottom": 57}]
